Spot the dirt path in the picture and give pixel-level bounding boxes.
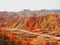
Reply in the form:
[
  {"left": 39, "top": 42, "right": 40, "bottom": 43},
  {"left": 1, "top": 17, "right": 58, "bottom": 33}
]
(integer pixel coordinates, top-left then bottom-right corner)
[{"left": 1, "top": 27, "right": 60, "bottom": 40}]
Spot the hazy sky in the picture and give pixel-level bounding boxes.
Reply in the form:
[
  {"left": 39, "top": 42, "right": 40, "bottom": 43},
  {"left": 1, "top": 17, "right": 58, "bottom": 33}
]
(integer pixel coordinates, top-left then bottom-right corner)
[{"left": 0, "top": 0, "right": 60, "bottom": 12}]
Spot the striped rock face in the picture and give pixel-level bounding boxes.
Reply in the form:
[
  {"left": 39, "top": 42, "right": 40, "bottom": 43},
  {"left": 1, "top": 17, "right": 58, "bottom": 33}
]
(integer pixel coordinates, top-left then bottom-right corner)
[{"left": 0, "top": 10, "right": 60, "bottom": 45}]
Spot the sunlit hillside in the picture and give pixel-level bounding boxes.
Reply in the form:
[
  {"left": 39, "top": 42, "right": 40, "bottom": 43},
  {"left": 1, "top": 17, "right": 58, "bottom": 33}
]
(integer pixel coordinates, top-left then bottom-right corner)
[{"left": 0, "top": 9, "right": 60, "bottom": 45}]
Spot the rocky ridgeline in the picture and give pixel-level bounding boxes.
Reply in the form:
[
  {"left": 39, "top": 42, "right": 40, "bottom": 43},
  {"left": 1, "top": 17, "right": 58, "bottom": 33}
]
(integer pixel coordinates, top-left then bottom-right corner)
[{"left": 0, "top": 9, "right": 60, "bottom": 17}]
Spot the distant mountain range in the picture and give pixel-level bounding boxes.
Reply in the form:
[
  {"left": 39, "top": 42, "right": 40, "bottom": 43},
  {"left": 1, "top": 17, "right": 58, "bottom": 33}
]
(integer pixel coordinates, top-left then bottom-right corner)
[
  {"left": 19, "top": 9, "right": 60, "bottom": 16},
  {"left": 0, "top": 9, "right": 60, "bottom": 17}
]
